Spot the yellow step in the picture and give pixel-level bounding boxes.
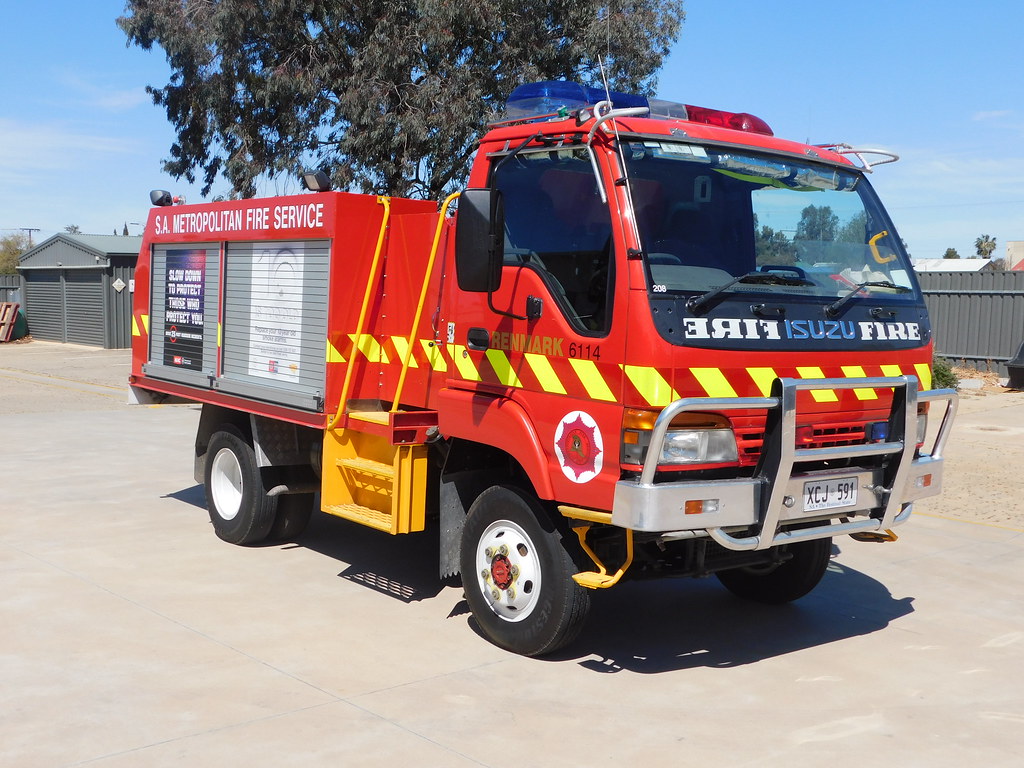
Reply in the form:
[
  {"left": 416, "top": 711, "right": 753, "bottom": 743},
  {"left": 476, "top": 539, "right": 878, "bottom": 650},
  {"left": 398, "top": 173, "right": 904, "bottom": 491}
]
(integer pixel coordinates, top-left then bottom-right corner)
[
  {"left": 558, "top": 505, "right": 613, "bottom": 525},
  {"left": 336, "top": 456, "right": 395, "bottom": 479},
  {"left": 572, "top": 571, "right": 622, "bottom": 589},
  {"left": 348, "top": 410, "right": 390, "bottom": 425},
  {"left": 323, "top": 503, "right": 394, "bottom": 533}
]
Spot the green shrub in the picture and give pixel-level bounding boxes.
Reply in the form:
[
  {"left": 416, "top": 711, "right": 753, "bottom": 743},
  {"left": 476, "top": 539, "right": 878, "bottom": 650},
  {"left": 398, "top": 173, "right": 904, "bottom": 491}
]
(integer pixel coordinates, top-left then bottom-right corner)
[{"left": 932, "top": 356, "right": 959, "bottom": 389}]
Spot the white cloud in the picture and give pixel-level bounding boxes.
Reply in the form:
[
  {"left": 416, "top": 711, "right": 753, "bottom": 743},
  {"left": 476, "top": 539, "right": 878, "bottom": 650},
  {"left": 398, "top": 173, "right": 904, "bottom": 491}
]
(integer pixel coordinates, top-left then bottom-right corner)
[
  {"left": 48, "top": 69, "right": 152, "bottom": 113},
  {"left": 0, "top": 118, "right": 140, "bottom": 175},
  {"left": 92, "top": 87, "right": 151, "bottom": 112},
  {"left": 972, "top": 110, "right": 1013, "bottom": 122},
  {"left": 867, "top": 143, "right": 1024, "bottom": 258}
]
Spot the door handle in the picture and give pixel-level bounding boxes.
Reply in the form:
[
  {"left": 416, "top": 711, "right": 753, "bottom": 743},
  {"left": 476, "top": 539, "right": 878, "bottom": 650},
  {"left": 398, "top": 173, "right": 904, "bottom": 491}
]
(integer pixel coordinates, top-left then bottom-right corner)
[{"left": 467, "top": 327, "right": 490, "bottom": 350}]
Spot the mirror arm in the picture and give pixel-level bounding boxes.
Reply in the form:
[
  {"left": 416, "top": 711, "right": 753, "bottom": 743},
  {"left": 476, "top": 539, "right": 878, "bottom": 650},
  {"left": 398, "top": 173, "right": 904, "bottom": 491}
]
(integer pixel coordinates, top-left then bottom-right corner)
[{"left": 487, "top": 292, "right": 542, "bottom": 321}]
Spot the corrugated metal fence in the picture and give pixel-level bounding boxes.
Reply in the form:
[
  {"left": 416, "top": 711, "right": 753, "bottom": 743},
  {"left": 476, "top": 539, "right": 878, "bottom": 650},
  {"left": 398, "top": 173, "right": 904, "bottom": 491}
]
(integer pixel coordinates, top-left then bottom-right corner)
[
  {"left": 0, "top": 274, "right": 22, "bottom": 304},
  {"left": 917, "top": 271, "right": 1024, "bottom": 375}
]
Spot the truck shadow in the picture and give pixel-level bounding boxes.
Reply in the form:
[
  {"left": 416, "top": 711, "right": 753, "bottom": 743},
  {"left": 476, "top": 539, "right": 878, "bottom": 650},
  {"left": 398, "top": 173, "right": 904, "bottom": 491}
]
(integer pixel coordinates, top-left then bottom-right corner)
[
  {"left": 287, "top": 507, "right": 452, "bottom": 603},
  {"left": 549, "top": 552, "right": 915, "bottom": 672},
  {"left": 162, "top": 484, "right": 206, "bottom": 508},
  {"left": 167, "top": 487, "right": 913, "bottom": 665},
  {"left": 167, "top": 486, "right": 451, "bottom": 602}
]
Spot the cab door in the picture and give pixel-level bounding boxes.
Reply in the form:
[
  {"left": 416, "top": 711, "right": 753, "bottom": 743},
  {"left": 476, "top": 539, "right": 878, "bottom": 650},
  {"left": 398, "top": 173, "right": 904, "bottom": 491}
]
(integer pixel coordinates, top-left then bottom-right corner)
[{"left": 444, "top": 145, "right": 628, "bottom": 508}]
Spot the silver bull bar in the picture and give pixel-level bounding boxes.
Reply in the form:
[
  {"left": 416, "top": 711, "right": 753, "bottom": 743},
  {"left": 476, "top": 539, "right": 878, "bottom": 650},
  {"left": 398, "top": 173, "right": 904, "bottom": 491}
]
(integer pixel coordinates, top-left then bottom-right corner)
[{"left": 612, "top": 377, "right": 958, "bottom": 552}]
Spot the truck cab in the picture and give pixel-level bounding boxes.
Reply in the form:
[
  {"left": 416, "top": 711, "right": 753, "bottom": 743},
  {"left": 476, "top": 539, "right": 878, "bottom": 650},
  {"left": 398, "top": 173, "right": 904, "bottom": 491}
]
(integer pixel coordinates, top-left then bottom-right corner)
[{"left": 444, "top": 82, "right": 955, "bottom": 649}]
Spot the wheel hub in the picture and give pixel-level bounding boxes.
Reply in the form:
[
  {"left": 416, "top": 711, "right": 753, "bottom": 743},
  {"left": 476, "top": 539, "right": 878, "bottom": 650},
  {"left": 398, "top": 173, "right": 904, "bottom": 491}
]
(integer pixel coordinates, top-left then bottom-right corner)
[
  {"left": 476, "top": 520, "right": 542, "bottom": 622},
  {"left": 490, "top": 553, "right": 514, "bottom": 590},
  {"left": 210, "top": 447, "right": 243, "bottom": 520}
]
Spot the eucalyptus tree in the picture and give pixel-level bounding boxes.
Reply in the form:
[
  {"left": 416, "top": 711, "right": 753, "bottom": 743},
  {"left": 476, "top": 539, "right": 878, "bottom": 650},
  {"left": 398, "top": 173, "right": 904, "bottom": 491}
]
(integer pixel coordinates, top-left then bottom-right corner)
[{"left": 120, "top": 1, "right": 686, "bottom": 199}]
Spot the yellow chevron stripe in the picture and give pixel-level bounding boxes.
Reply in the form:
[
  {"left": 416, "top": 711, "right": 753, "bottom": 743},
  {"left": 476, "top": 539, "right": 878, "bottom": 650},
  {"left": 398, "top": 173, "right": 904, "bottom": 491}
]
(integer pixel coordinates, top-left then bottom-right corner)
[
  {"left": 622, "top": 365, "right": 678, "bottom": 407},
  {"left": 485, "top": 349, "right": 522, "bottom": 387},
  {"left": 131, "top": 315, "right": 140, "bottom": 337},
  {"left": 390, "top": 336, "right": 419, "bottom": 368},
  {"left": 420, "top": 340, "right": 447, "bottom": 372},
  {"left": 570, "top": 358, "right": 616, "bottom": 401},
  {"left": 691, "top": 367, "right": 738, "bottom": 398},
  {"left": 841, "top": 365, "right": 878, "bottom": 400},
  {"left": 797, "top": 366, "right": 839, "bottom": 403},
  {"left": 349, "top": 333, "right": 389, "bottom": 364},
  {"left": 141, "top": 314, "right": 149, "bottom": 334},
  {"left": 217, "top": 322, "right": 222, "bottom": 347},
  {"left": 746, "top": 367, "right": 778, "bottom": 397},
  {"left": 880, "top": 364, "right": 903, "bottom": 378},
  {"left": 326, "top": 338, "right": 346, "bottom": 363},
  {"left": 451, "top": 345, "right": 480, "bottom": 381},
  {"left": 526, "top": 353, "right": 567, "bottom": 395},
  {"left": 914, "top": 363, "right": 933, "bottom": 390}
]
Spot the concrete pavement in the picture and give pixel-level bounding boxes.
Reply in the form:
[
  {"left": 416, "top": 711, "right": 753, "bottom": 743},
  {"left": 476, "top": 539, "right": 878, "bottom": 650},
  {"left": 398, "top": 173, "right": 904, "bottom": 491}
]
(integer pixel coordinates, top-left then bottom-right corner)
[{"left": 1, "top": 341, "right": 1023, "bottom": 766}]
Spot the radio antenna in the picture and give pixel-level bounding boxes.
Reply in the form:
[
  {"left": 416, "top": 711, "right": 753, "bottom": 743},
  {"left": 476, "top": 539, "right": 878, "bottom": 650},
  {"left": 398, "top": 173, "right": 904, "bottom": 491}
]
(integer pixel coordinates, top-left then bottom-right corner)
[{"left": 601, "top": 4, "right": 613, "bottom": 102}]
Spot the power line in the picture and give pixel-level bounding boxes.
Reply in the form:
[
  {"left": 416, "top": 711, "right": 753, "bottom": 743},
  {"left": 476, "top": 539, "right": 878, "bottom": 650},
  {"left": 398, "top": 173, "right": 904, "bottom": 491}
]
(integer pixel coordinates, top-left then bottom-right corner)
[{"left": 890, "top": 199, "right": 1024, "bottom": 211}]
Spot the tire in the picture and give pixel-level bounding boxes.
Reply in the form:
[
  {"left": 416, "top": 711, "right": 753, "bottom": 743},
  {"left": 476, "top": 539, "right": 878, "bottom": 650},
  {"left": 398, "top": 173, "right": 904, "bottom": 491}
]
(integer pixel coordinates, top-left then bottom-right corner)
[
  {"left": 268, "top": 492, "right": 314, "bottom": 542},
  {"left": 715, "top": 535, "right": 832, "bottom": 604},
  {"left": 204, "top": 425, "right": 277, "bottom": 545},
  {"left": 460, "top": 485, "right": 590, "bottom": 656}
]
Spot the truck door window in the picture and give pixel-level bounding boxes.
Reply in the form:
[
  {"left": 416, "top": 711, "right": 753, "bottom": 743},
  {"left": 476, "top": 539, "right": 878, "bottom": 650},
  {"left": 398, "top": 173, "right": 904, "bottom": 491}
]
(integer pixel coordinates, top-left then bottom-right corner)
[{"left": 492, "top": 147, "right": 614, "bottom": 333}]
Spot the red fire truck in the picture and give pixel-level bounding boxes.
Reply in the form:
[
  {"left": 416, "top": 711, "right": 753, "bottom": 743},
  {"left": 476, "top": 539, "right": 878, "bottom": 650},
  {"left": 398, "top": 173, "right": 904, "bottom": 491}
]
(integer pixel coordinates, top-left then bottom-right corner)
[{"left": 129, "top": 81, "right": 957, "bottom": 655}]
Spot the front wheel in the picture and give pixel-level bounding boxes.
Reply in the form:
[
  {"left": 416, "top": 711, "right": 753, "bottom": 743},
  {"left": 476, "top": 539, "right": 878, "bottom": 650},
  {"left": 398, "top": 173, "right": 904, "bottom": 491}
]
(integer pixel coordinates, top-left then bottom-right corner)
[
  {"left": 715, "top": 536, "right": 832, "bottom": 604},
  {"left": 460, "top": 486, "right": 590, "bottom": 656}
]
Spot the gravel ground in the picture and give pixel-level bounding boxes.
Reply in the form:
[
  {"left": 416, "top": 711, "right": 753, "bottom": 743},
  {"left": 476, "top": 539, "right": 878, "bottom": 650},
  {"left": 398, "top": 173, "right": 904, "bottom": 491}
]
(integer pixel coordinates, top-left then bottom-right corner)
[{"left": 920, "top": 383, "right": 1024, "bottom": 530}]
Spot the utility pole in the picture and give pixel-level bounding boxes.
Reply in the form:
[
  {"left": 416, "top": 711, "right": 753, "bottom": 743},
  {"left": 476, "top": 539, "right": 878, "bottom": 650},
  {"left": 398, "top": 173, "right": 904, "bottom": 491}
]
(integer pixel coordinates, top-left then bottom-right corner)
[{"left": 20, "top": 228, "right": 40, "bottom": 247}]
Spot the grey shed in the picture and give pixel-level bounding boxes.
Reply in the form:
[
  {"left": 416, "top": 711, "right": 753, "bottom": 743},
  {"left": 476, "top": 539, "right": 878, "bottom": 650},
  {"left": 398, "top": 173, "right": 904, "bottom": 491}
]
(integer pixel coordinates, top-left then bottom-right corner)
[{"left": 17, "top": 233, "right": 142, "bottom": 348}]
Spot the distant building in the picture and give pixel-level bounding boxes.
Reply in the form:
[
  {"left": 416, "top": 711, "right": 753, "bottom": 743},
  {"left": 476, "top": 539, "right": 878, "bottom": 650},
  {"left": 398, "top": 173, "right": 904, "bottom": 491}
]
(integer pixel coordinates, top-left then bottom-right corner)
[
  {"left": 911, "top": 257, "right": 993, "bottom": 273},
  {"left": 17, "top": 233, "right": 142, "bottom": 348},
  {"left": 1007, "top": 241, "right": 1024, "bottom": 271}
]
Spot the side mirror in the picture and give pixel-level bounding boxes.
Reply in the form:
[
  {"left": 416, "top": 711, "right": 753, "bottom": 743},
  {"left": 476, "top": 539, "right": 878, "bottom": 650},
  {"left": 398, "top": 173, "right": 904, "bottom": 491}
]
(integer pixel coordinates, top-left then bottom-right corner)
[{"left": 455, "top": 188, "right": 504, "bottom": 293}]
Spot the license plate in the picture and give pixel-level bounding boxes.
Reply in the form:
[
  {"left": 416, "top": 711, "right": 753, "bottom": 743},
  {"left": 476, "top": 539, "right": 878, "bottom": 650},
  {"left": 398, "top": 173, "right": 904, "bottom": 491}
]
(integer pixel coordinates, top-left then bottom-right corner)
[{"left": 803, "top": 477, "right": 858, "bottom": 511}]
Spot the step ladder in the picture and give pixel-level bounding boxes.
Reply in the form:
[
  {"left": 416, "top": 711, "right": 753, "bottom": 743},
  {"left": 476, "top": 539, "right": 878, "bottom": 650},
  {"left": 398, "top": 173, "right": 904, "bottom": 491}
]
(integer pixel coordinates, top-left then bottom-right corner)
[{"left": 322, "top": 425, "right": 428, "bottom": 535}]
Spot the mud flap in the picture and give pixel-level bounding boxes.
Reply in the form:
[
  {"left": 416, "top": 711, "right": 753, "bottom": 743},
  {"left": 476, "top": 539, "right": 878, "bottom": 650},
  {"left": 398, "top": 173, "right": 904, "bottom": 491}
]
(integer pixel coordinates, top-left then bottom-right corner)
[{"left": 439, "top": 469, "right": 493, "bottom": 578}]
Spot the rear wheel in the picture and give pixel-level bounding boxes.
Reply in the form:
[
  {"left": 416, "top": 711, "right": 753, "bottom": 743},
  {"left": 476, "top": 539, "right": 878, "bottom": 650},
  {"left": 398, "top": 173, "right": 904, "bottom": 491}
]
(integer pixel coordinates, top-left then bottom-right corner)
[
  {"left": 460, "top": 486, "right": 589, "bottom": 656},
  {"left": 715, "top": 536, "right": 832, "bottom": 604},
  {"left": 204, "top": 425, "right": 277, "bottom": 545},
  {"left": 269, "top": 492, "right": 314, "bottom": 542}
]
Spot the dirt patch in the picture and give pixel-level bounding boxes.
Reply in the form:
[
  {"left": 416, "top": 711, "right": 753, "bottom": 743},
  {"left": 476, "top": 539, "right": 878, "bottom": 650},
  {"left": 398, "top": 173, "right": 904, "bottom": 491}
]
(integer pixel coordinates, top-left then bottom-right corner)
[{"left": 952, "top": 365, "right": 1015, "bottom": 397}]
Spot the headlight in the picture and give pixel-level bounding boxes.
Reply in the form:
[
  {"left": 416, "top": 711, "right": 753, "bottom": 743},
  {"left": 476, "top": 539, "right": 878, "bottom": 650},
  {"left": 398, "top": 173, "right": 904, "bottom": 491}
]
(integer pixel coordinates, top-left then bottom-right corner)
[
  {"left": 661, "top": 428, "right": 738, "bottom": 464},
  {"left": 622, "top": 409, "right": 738, "bottom": 466}
]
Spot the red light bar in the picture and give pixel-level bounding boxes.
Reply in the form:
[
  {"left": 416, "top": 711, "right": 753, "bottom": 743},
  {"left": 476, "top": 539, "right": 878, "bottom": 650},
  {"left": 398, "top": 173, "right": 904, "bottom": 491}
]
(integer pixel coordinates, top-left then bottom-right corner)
[{"left": 684, "top": 104, "right": 773, "bottom": 136}]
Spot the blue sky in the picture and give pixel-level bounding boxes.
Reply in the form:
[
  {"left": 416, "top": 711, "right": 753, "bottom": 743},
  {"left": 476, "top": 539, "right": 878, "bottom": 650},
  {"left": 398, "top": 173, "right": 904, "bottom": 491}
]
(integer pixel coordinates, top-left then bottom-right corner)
[{"left": 1, "top": 1, "right": 1022, "bottom": 261}]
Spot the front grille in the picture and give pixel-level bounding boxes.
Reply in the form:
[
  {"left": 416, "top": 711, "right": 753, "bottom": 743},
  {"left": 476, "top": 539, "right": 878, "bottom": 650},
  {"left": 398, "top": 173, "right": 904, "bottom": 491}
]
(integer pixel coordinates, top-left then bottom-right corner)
[{"left": 737, "top": 420, "right": 870, "bottom": 465}]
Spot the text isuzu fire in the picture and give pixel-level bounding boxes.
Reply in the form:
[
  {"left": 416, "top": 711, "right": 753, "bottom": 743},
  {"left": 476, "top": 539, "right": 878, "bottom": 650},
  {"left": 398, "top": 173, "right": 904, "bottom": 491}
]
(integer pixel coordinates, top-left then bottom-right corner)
[{"left": 129, "top": 81, "right": 957, "bottom": 655}]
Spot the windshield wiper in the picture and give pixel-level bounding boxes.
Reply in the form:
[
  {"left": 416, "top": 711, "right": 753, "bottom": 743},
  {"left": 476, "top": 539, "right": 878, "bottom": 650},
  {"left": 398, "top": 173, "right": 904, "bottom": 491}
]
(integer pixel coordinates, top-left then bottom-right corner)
[
  {"left": 825, "top": 280, "right": 911, "bottom": 317},
  {"left": 686, "top": 271, "right": 813, "bottom": 314}
]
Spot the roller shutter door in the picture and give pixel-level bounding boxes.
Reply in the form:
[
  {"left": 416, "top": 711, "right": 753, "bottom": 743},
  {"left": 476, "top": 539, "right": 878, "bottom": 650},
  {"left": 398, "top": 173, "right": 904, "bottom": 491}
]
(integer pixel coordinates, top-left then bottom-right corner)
[
  {"left": 22, "top": 269, "right": 106, "bottom": 345},
  {"left": 63, "top": 271, "right": 105, "bottom": 346},
  {"left": 22, "top": 271, "right": 64, "bottom": 342}
]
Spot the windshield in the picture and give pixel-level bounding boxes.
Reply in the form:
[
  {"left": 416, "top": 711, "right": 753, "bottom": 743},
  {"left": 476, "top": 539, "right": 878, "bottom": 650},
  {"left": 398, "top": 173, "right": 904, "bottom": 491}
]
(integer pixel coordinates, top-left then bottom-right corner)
[{"left": 623, "top": 141, "right": 917, "bottom": 304}]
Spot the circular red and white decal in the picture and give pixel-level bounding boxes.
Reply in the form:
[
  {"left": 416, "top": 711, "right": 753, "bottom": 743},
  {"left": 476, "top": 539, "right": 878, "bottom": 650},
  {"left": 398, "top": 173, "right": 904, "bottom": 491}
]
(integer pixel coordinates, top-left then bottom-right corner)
[{"left": 553, "top": 410, "right": 604, "bottom": 484}]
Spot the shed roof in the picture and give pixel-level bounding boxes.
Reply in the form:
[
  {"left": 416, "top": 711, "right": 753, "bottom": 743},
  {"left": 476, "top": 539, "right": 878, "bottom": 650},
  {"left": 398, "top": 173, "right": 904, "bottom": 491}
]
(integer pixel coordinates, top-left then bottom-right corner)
[
  {"left": 912, "top": 258, "right": 993, "bottom": 273},
  {"left": 18, "top": 234, "right": 143, "bottom": 270}
]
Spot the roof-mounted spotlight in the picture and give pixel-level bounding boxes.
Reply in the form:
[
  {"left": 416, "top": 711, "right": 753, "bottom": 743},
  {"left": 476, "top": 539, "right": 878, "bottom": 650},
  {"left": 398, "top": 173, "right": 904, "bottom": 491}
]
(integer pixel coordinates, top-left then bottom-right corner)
[
  {"left": 301, "top": 170, "right": 332, "bottom": 192},
  {"left": 149, "top": 190, "right": 186, "bottom": 206}
]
